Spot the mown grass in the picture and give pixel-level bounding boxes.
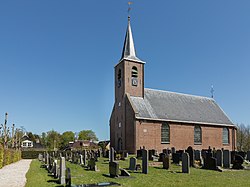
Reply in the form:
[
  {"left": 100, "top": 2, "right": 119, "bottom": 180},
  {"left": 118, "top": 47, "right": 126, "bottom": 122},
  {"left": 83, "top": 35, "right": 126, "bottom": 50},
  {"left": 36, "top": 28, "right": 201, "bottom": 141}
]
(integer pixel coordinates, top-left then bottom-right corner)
[{"left": 26, "top": 156, "right": 250, "bottom": 187}]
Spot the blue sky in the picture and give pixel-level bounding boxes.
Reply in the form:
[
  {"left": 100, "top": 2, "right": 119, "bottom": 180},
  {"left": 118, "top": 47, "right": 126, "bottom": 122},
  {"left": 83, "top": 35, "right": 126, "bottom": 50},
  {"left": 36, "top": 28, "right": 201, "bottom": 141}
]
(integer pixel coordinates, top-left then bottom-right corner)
[{"left": 0, "top": 1, "right": 249, "bottom": 140}]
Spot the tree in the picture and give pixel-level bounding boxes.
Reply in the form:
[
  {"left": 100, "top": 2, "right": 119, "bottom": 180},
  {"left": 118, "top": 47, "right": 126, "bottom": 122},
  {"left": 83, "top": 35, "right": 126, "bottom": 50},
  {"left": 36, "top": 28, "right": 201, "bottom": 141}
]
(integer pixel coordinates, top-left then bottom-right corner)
[
  {"left": 46, "top": 130, "right": 61, "bottom": 151},
  {"left": 78, "top": 130, "right": 98, "bottom": 141},
  {"left": 60, "top": 131, "right": 74, "bottom": 149},
  {"left": 27, "top": 132, "right": 36, "bottom": 142},
  {"left": 40, "top": 132, "right": 47, "bottom": 146}
]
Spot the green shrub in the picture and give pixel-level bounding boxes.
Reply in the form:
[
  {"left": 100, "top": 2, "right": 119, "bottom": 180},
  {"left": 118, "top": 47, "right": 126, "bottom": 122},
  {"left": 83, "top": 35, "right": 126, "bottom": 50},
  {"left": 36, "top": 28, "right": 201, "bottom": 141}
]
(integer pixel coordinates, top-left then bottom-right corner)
[
  {"left": 1, "top": 148, "right": 21, "bottom": 167},
  {"left": 0, "top": 145, "right": 3, "bottom": 168},
  {"left": 21, "top": 150, "right": 45, "bottom": 159}
]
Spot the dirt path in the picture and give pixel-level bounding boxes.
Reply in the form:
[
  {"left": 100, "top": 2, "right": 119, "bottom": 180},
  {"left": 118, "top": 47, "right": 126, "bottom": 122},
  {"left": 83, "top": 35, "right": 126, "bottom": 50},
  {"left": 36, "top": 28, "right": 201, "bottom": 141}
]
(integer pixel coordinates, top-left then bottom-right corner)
[{"left": 0, "top": 159, "right": 32, "bottom": 187}]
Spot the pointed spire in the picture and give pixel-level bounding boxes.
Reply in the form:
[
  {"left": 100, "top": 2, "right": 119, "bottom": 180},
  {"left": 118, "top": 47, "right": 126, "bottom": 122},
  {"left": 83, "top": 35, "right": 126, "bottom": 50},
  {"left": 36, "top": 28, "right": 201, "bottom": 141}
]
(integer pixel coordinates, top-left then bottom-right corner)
[{"left": 120, "top": 16, "right": 144, "bottom": 63}]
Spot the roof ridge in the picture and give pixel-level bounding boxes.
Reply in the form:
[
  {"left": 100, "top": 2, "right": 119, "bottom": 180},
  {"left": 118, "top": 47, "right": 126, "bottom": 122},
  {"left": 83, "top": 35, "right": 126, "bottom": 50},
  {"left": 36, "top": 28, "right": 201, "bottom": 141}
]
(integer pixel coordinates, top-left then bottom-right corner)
[{"left": 145, "top": 88, "right": 214, "bottom": 100}]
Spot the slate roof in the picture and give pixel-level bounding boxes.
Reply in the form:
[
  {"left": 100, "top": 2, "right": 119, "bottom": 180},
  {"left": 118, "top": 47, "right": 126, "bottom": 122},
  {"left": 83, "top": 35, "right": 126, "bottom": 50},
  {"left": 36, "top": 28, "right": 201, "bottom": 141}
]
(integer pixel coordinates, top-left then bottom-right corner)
[
  {"left": 119, "top": 16, "right": 144, "bottom": 64},
  {"left": 130, "top": 88, "right": 234, "bottom": 126}
]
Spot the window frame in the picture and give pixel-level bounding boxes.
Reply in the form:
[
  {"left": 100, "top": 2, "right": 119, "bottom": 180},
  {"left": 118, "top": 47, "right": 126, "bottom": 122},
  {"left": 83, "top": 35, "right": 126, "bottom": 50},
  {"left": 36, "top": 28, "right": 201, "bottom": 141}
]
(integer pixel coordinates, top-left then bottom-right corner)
[
  {"left": 223, "top": 127, "right": 229, "bottom": 145},
  {"left": 161, "top": 122, "right": 170, "bottom": 144},
  {"left": 194, "top": 125, "right": 202, "bottom": 145}
]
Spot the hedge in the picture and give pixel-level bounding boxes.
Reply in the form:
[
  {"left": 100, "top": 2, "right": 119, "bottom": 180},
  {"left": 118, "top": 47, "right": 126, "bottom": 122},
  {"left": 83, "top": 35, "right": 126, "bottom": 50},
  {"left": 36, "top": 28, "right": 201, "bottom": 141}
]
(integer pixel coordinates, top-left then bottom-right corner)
[
  {"left": 0, "top": 147, "right": 21, "bottom": 168},
  {"left": 0, "top": 145, "right": 3, "bottom": 169},
  {"left": 21, "top": 150, "right": 46, "bottom": 159}
]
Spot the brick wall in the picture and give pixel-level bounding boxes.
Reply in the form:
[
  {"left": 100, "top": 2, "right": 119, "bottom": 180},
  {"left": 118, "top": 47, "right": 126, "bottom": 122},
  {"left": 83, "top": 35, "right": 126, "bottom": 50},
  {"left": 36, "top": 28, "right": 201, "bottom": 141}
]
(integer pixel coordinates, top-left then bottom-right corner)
[{"left": 134, "top": 120, "right": 236, "bottom": 153}]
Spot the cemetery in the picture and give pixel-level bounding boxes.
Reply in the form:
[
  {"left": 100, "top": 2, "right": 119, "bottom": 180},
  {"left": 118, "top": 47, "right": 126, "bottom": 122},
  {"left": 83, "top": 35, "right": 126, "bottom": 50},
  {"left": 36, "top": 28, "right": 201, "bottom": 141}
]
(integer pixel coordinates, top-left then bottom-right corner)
[{"left": 24, "top": 147, "right": 250, "bottom": 187}]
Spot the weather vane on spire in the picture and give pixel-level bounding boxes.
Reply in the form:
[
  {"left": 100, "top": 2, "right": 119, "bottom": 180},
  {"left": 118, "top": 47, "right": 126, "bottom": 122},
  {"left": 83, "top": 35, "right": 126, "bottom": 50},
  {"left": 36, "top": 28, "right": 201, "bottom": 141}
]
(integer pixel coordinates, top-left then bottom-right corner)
[
  {"left": 128, "top": 1, "right": 133, "bottom": 16},
  {"left": 211, "top": 85, "right": 214, "bottom": 98}
]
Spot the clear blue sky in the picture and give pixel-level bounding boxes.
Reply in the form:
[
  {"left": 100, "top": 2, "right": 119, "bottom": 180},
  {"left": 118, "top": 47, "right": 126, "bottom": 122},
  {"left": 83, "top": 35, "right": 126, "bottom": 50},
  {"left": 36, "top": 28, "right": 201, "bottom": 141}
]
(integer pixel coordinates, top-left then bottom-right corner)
[{"left": 0, "top": 1, "right": 249, "bottom": 140}]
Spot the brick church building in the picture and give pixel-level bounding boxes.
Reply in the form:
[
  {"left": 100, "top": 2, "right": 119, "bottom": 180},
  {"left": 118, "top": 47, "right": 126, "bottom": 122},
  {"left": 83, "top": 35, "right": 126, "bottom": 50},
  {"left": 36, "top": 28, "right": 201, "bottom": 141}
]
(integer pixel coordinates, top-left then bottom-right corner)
[{"left": 110, "top": 16, "right": 237, "bottom": 154}]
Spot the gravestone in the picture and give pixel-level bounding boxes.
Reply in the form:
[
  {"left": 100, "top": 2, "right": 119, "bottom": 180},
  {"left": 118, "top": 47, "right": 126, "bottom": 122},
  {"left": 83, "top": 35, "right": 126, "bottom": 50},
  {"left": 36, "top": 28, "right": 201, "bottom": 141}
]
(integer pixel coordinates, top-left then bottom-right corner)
[
  {"left": 109, "top": 162, "right": 119, "bottom": 177},
  {"left": 216, "top": 150, "right": 223, "bottom": 167},
  {"left": 137, "top": 149, "right": 142, "bottom": 158},
  {"left": 148, "top": 150, "right": 156, "bottom": 160},
  {"left": 66, "top": 168, "right": 71, "bottom": 187},
  {"left": 238, "top": 151, "right": 246, "bottom": 160},
  {"left": 223, "top": 150, "right": 231, "bottom": 168},
  {"left": 142, "top": 149, "right": 148, "bottom": 174},
  {"left": 232, "top": 154, "right": 244, "bottom": 169},
  {"left": 203, "top": 153, "right": 217, "bottom": 170},
  {"left": 128, "top": 157, "right": 136, "bottom": 171},
  {"left": 110, "top": 147, "right": 115, "bottom": 162},
  {"left": 45, "top": 153, "right": 49, "bottom": 166},
  {"left": 120, "top": 168, "right": 130, "bottom": 176},
  {"left": 172, "top": 153, "right": 181, "bottom": 164},
  {"left": 186, "top": 146, "right": 194, "bottom": 167},
  {"left": 60, "top": 157, "right": 66, "bottom": 185},
  {"left": 80, "top": 154, "right": 84, "bottom": 165},
  {"left": 182, "top": 152, "right": 190, "bottom": 173},
  {"left": 231, "top": 151, "right": 236, "bottom": 164},
  {"left": 194, "top": 150, "right": 201, "bottom": 161},
  {"left": 53, "top": 160, "right": 59, "bottom": 178},
  {"left": 158, "top": 153, "right": 167, "bottom": 162},
  {"left": 247, "top": 151, "right": 250, "bottom": 161},
  {"left": 163, "top": 156, "right": 170, "bottom": 169},
  {"left": 88, "top": 158, "right": 98, "bottom": 171},
  {"left": 38, "top": 153, "right": 43, "bottom": 161},
  {"left": 83, "top": 149, "right": 87, "bottom": 166}
]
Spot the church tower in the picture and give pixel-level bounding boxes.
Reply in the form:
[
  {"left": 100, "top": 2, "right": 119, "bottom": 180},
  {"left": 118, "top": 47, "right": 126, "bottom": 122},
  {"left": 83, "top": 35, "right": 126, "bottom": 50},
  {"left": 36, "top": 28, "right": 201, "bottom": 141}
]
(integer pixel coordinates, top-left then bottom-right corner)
[
  {"left": 115, "top": 16, "right": 145, "bottom": 102},
  {"left": 110, "top": 16, "right": 145, "bottom": 151}
]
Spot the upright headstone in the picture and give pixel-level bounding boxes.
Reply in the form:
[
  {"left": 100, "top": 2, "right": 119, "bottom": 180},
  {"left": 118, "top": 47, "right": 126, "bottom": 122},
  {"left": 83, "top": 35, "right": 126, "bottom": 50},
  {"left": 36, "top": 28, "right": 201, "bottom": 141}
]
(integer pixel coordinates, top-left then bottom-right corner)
[
  {"left": 128, "top": 157, "right": 137, "bottom": 171},
  {"left": 60, "top": 157, "right": 66, "bottom": 185},
  {"left": 148, "top": 150, "right": 156, "bottom": 160},
  {"left": 83, "top": 149, "right": 87, "bottom": 166},
  {"left": 194, "top": 150, "right": 201, "bottom": 161},
  {"left": 66, "top": 168, "right": 71, "bottom": 187},
  {"left": 247, "top": 151, "right": 250, "bottom": 161},
  {"left": 186, "top": 146, "right": 194, "bottom": 167},
  {"left": 109, "top": 162, "right": 119, "bottom": 177},
  {"left": 232, "top": 154, "right": 244, "bottom": 169},
  {"left": 216, "top": 149, "right": 223, "bottom": 167},
  {"left": 182, "top": 152, "right": 190, "bottom": 174},
  {"left": 142, "top": 149, "right": 148, "bottom": 174},
  {"left": 223, "top": 150, "right": 231, "bottom": 168},
  {"left": 110, "top": 147, "right": 115, "bottom": 162},
  {"left": 171, "top": 147, "right": 176, "bottom": 154},
  {"left": 137, "top": 149, "right": 142, "bottom": 158},
  {"left": 80, "top": 154, "right": 84, "bottom": 165},
  {"left": 163, "top": 156, "right": 170, "bottom": 169},
  {"left": 159, "top": 153, "right": 167, "bottom": 162},
  {"left": 172, "top": 153, "right": 181, "bottom": 164}
]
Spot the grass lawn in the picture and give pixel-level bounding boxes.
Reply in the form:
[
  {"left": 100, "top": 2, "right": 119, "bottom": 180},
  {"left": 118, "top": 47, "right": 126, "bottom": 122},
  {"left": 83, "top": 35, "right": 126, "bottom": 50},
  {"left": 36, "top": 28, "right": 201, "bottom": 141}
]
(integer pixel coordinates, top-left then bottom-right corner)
[{"left": 25, "top": 157, "right": 250, "bottom": 187}]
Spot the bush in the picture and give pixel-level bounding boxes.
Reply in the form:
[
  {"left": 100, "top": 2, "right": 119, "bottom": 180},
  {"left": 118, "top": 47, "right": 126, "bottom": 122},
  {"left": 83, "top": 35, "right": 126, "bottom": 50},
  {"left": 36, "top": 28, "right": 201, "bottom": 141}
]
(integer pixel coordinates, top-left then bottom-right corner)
[
  {"left": 0, "top": 145, "right": 3, "bottom": 168},
  {"left": 21, "top": 150, "right": 45, "bottom": 159},
  {"left": 1, "top": 148, "right": 22, "bottom": 167}
]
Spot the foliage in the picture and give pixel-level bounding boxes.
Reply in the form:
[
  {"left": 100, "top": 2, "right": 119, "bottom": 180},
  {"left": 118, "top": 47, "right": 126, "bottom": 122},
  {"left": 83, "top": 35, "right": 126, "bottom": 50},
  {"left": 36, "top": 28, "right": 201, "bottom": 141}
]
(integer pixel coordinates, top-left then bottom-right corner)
[
  {"left": 78, "top": 130, "right": 98, "bottom": 141},
  {"left": 1, "top": 149, "right": 21, "bottom": 167},
  {"left": 60, "top": 131, "right": 75, "bottom": 149},
  {"left": 236, "top": 123, "right": 250, "bottom": 151},
  {"left": 26, "top": 156, "right": 250, "bottom": 187},
  {"left": 0, "top": 144, "right": 3, "bottom": 168},
  {"left": 21, "top": 150, "right": 45, "bottom": 159},
  {"left": 46, "top": 130, "right": 61, "bottom": 151}
]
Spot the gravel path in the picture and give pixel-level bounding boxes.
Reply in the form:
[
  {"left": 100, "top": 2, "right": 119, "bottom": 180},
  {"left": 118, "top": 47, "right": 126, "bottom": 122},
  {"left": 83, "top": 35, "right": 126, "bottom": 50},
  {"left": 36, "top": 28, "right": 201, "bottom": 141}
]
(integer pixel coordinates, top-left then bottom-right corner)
[{"left": 0, "top": 159, "right": 32, "bottom": 187}]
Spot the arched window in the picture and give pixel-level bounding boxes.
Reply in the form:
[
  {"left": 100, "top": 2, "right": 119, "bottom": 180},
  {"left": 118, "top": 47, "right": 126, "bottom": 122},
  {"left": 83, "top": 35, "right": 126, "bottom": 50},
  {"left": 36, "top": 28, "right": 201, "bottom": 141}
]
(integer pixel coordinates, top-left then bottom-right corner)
[
  {"left": 131, "top": 66, "right": 138, "bottom": 78},
  {"left": 194, "top": 125, "right": 202, "bottom": 144},
  {"left": 161, "top": 123, "right": 170, "bottom": 143},
  {"left": 118, "top": 69, "right": 121, "bottom": 80},
  {"left": 223, "top": 127, "right": 229, "bottom": 144},
  {"left": 117, "top": 69, "right": 121, "bottom": 88}
]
